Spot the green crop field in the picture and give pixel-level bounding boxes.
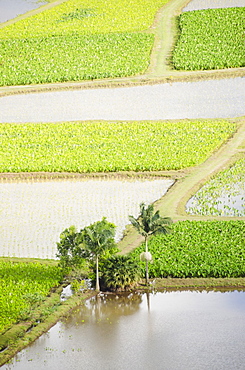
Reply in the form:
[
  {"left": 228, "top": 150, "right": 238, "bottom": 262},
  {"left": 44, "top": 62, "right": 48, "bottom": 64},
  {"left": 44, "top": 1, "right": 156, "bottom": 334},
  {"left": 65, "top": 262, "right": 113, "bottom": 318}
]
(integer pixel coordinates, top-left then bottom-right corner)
[
  {"left": 0, "top": 261, "right": 63, "bottom": 333},
  {"left": 173, "top": 7, "right": 245, "bottom": 70},
  {"left": 130, "top": 220, "right": 245, "bottom": 278},
  {"left": 0, "top": 0, "right": 170, "bottom": 86},
  {"left": 0, "top": 0, "right": 170, "bottom": 38},
  {"left": 0, "top": 120, "right": 236, "bottom": 172},
  {"left": 0, "top": 33, "right": 154, "bottom": 85}
]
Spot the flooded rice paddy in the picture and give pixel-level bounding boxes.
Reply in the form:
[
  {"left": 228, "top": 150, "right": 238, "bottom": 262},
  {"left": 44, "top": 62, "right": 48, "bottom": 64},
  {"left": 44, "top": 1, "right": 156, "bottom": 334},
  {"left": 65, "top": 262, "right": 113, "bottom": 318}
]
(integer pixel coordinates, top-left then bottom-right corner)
[
  {"left": 183, "top": 0, "right": 245, "bottom": 11},
  {"left": 1, "top": 0, "right": 245, "bottom": 368},
  {"left": 4, "top": 290, "right": 245, "bottom": 370},
  {"left": 0, "top": 77, "right": 244, "bottom": 122},
  {"left": 186, "top": 159, "right": 245, "bottom": 216},
  {"left": 0, "top": 177, "right": 174, "bottom": 259},
  {"left": 0, "top": 0, "right": 46, "bottom": 23},
  {"left": 187, "top": 183, "right": 245, "bottom": 216}
]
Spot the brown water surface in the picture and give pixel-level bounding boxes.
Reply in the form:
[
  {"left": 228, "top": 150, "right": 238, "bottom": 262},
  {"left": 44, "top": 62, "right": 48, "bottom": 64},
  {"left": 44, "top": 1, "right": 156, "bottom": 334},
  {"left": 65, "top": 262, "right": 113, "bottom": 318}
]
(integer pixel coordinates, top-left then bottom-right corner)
[{"left": 4, "top": 290, "right": 245, "bottom": 370}]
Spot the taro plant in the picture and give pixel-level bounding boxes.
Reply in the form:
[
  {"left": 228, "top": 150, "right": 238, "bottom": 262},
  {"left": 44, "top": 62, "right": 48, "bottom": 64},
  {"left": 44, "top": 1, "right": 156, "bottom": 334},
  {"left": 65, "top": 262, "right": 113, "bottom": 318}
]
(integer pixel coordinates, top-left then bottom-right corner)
[{"left": 129, "top": 202, "right": 173, "bottom": 284}]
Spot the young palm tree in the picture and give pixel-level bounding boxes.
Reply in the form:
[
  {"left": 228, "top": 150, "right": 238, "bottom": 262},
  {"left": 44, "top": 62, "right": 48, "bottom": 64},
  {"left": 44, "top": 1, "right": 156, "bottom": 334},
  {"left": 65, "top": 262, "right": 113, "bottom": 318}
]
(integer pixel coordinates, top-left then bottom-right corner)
[
  {"left": 101, "top": 255, "right": 140, "bottom": 291},
  {"left": 129, "top": 202, "right": 173, "bottom": 284},
  {"left": 81, "top": 217, "right": 116, "bottom": 292}
]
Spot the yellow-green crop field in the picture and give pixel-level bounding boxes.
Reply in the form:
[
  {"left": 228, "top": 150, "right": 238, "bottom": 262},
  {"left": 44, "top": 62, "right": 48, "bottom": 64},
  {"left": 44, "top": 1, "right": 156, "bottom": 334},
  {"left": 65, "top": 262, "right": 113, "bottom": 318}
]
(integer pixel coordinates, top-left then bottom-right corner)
[
  {"left": 0, "top": 0, "right": 170, "bottom": 85},
  {"left": 0, "top": 120, "right": 236, "bottom": 172}
]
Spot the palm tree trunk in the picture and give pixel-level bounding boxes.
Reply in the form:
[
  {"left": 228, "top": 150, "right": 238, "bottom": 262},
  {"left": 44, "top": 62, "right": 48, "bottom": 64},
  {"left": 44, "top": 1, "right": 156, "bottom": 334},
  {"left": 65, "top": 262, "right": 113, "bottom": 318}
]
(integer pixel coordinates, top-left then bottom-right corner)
[
  {"left": 145, "top": 237, "right": 149, "bottom": 285},
  {"left": 95, "top": 255, "right": 100, "bottom": 292}
]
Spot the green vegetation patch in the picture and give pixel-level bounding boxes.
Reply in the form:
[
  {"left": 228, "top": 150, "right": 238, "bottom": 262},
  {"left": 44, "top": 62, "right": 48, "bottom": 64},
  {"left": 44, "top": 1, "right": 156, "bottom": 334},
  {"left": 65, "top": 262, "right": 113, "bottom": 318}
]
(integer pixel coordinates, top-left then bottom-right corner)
[
  {"left": 0, "top": 0, "right": 170, "bottom": 38},
  {"left": 0, "top": 0, "right": 171, "bottom": 85},
  {"left": 0, "top": 120, "right": 236, "bottom": 172},
  {"left": 0, "top": 33, "right": 153, "bottom": 86},
  {"left": 130, "top": 220, "right": 245, "bottom": 278},
  {"left": 187, "top": 157, "right": 245, "bottom": 217},
  {"left": 173, "top": 7, "right": 245, "bottom": 70},
  {"left": 0, "top": 261, "right": 63, "bottom": 333}
]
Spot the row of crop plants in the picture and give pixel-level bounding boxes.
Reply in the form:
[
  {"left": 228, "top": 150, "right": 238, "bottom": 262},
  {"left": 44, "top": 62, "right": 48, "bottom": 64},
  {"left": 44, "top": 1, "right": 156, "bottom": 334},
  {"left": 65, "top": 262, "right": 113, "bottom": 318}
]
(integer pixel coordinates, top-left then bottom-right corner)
[
  {"left": 0, "top": 2, "right": 244, "bottom": 86},
  {"left": 0, "top": 0, "right": 170, "bottom": 86},
  {"left": 172, "top": 7, "right": 245, "bottom": 70},
  {"left": 0, "top": 261, "right": 63, "bottom": 334},
  {"left": 0, "top": 119, "right": 236, "bottom": 172},
  {"left": 130, "top": 220, "right": 245, "bottom": 278}
]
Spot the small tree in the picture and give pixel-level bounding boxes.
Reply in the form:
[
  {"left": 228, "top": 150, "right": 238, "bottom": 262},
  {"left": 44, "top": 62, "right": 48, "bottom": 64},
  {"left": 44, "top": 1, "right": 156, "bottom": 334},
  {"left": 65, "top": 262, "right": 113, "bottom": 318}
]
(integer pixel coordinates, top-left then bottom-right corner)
[
  {"left": 56, "top": 225, "right": 85, "bottom": 270},
  {"left": 129, "top": 202, "right": 173, "bottom": 284},
  {"left": 81, "top": 217, "right": 116, "bottom": 292}
]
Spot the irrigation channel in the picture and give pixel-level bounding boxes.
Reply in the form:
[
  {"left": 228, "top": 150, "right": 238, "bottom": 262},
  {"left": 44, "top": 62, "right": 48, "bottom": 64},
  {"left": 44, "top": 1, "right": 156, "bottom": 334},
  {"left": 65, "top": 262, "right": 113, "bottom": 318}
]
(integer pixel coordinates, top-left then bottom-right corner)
[{"left": 0, "top": 0, "right": 245, "bottom": 368}]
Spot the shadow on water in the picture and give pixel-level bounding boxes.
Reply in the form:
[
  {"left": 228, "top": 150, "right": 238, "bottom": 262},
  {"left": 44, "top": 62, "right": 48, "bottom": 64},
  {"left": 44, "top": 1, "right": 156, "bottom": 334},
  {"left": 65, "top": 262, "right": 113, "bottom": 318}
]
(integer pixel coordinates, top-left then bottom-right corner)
[
  {"left": 0, "top": 0, "right": 46, "bottom": 23},
  {"left": 4, "top": 290, "right": 245, "bottom": 370}
]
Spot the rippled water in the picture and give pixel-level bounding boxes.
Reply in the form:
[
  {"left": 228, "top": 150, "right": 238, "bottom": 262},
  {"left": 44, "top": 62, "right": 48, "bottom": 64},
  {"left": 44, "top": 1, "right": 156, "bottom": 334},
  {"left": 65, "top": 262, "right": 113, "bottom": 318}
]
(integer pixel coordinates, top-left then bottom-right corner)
[
  {"left": 0, "top": 0, "right": 46, "bottom": 23},
  {"left": 4, "top": 290, "right": 245, "bottom": 370}
]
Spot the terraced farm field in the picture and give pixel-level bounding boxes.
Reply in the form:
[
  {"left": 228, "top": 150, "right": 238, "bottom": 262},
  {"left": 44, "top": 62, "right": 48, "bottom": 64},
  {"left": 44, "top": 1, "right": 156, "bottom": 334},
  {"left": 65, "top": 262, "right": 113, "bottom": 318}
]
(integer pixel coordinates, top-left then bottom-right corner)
[{"left": 0, "top": 0, "right": 244, "bottom": 366}]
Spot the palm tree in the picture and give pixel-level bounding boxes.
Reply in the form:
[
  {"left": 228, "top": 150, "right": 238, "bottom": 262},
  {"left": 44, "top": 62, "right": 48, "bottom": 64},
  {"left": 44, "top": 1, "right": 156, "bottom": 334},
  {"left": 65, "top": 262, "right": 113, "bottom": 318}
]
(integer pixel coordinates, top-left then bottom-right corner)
[
  {"left": 81, "top": 217, "right": 116, "bottom": 292},
  {"left": 101, "top": 255, "right": 140, "bottom": 291},
  {"left": 129, "top": 202, "right": 173, "bottom": 284}
]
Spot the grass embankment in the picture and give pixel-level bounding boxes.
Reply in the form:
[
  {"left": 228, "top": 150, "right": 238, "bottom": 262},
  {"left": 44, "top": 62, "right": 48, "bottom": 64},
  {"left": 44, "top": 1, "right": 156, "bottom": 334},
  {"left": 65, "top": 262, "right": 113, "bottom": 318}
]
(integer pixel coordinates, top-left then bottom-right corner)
[
  {"left": 0, "top": 119, "right": 236, "bottom": 172},
  {"left": 0, "top": 259, "right": 94, "bottom": 366}
]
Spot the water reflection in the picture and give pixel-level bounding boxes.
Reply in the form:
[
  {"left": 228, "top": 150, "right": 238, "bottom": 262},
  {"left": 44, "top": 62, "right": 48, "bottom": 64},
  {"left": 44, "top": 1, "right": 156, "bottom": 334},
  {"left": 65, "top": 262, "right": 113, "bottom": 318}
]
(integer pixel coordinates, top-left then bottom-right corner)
[
  {"left": 4, "top": 290, "right": 245, "bottom": 370},
  {"left": 0, "top": 0, "right": 46, "bottom": 23},
  {"left": 63, "top": 292, "right": 143, "bottom": 327}
]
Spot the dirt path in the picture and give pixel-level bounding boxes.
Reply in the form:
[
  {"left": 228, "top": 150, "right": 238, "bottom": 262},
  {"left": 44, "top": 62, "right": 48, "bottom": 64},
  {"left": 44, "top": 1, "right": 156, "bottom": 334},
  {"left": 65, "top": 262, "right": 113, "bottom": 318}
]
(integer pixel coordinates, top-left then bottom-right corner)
[
  {"left": 0, "top": 0, "right": 244, "bottom": 97},
  {"left": 118, "top": 117, "right": 245, "bottom": 254},
  {"left": 0, "top": 0, "right": 244, "bottom": 255}
]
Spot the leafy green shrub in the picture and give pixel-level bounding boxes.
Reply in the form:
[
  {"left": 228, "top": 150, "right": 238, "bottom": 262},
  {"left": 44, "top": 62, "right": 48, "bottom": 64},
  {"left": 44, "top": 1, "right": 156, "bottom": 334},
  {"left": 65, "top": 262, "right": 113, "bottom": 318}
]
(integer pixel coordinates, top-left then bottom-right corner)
[
  {"left": 173, "top": 7, "right": 245, "bottom": 70},
  {"left": 0, "top": 33, "right": 154, "bottom": 86},
  {"left": 100, "top": 255, "right": 140, "bottom": 291},
  {"left": 130, "top": 220, "right": 245, "bottom": 278}
]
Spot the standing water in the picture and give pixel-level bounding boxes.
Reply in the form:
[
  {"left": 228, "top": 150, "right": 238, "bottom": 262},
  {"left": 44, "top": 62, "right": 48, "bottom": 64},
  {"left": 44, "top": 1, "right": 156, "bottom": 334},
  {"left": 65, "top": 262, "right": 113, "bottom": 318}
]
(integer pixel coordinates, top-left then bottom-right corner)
[
  {"left": 4, "top": 290, "right": 245, "bottom": 370},
  {"left": 0, "top": 0, "right": 46, "bottom": 23}
]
